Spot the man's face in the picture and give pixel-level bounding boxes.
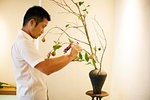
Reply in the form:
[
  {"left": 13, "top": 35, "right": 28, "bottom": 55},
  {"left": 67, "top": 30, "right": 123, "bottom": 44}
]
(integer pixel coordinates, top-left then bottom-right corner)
[{"left": 31, "top": 18, "right": 48, "bottom": 39}]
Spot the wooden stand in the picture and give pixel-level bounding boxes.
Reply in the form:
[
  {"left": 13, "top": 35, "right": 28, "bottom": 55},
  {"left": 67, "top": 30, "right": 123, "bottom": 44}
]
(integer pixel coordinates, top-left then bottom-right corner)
[
  {"left": 0, "top": 88, "right": 16, "bottom": 95},
  {"left": 86, "top": 90, "right": 109, "bottom": 100}
]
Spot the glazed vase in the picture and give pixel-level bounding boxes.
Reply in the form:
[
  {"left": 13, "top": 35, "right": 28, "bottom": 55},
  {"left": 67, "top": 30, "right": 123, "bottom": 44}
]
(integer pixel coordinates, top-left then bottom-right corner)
[{"left": 89, "top": 69, "right": 107, "bottom": 94}]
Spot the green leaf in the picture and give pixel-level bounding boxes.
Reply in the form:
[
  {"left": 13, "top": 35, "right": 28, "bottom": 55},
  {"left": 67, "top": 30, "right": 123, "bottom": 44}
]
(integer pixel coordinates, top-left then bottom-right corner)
[
  {"left": 0, "top": 82, "right": 3, "bottom": 88},
  {"left": 79, "top": 59, "right": 84, "bottom": 62},
  {"left": 86, "top": 62, "right": 91, "bottom": 65},
  {"left": 65, "top": 24, "right": 70, "bottom": 28},
  {"left": 86, "top": 11, "right": 88, "bottom": 14},
  {"left": 79, "top": 52, "right": 83, "bottom": 59},
  {"left": 58, "top": 42, "right": 61, "bottom": 44},
  {"left": 85, "top": 52, "right": 89, "bottom": 62},
  {"left": 79, "top": 1, "right": 84, "bottom": 6},
  {"left": 93, "top": 46, "right": 97, "bottom": 52},
  {"left": 78, "top": 15, "right": 82, "bottom": 20},
  {"left": 87, "top": 5, "right": 90, "bottom": 7},
  {"left": 68, "top": 38, "right": 73, "bottom": 43},
  {"left": 57, "top": 45, "right": 62, "bottom": 49},
  {"left": 83, "top": 9, "right": 88, "bottom": 14},
  {"left": 53, "top": 45, "right": 57, "bottom": 51},
  {"left": 83, "top": 8, "right": 87, "bottom": 11},
  {"left": 75, "top": 56, "right": 80, "bottom": 61},
  {"left": 92, "top": 59, "right": 96, "bottom": 66},
  {"left": 54, "top": 41, "right": 57, "bottom": 44}
]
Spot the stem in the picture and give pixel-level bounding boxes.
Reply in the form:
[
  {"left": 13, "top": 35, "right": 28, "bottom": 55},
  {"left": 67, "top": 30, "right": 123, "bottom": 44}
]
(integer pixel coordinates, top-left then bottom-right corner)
[
  {"left": 94, "top": 18, "right": 107, "bottom": 72},
  {"left": 82, "top": 49, "right": 90, "bottom": 55},
  {"left": 75, "top": 3, "right": 97, "bottom": 69}
]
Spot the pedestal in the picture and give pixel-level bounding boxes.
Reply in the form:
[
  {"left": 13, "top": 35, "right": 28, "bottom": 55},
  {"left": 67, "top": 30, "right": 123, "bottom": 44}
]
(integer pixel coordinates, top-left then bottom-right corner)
[{"left": 86, "top": 90, "right": 108, "bottom": 100}]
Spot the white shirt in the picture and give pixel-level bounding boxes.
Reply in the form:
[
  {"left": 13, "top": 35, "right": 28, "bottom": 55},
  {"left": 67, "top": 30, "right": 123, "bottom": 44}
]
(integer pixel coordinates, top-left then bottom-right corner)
[{"left": 11, "top": 30, "right": 48, "bottom": 100}]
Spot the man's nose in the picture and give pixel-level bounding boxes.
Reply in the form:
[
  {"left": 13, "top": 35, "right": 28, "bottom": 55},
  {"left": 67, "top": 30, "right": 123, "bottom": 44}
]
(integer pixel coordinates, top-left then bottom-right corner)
[{"left": 41, "top": 30, "right": 44, "bottom": 34}]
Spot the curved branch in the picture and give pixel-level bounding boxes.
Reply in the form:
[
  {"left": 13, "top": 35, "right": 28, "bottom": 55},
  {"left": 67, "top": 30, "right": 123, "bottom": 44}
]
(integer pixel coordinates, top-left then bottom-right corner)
[
  {"left": 44, "top": 27, "right": 89, "bottom": 45},
  {"left": 93, "top": 18, "right": 107, "bottom": 72},
  {"left": 56, "top": 27, "right": 89, "bottom": 45},
  {"left": 68, "top": 25, "right": 85, "bottom": 35}
]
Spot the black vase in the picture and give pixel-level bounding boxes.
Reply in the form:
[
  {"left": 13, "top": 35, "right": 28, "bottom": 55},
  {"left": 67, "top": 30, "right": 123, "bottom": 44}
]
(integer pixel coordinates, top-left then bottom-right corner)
[{"left": 89, "top": 69, "right": 107, "bottom": 94}]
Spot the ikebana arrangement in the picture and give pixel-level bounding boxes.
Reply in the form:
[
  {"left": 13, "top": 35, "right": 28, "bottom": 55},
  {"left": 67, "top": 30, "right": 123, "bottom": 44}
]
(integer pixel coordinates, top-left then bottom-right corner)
[{"left": 42, "top": 0, "right": 108, "bottom": 94}]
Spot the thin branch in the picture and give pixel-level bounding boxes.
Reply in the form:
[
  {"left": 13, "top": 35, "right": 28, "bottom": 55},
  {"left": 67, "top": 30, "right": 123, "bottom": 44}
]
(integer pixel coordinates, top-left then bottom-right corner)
[
  {"left": 56, "top": 27, "right": 89, "bottom": 45},
  {"left": 93, "top": 18, "right": 107, "bottom": 48},
  {"left": 44, "top": 26, "right": 89, "bottom": 45},
  {"left": 50, "top": 0, "right": 79, "bottom": 16},
  {"left": 65, "top": 21, "right": 86, "bottom": 35},
  {"left": 69, "top": 25, "right": 83, "bottom": 28},
  {"left": 47, "top": 50, "right": 53, "bottom": 58},
  {"left": 66, "top": 21, "right": 85, "bottom": 34},
  {"left": 92, "top": 41, "right": 100, "bottom": 64},
  {"left": 63, "top": 0, "right": 76, "bottom": 14},
  {"left": 93, "top": 18, "right": 107, "bottom": 72},
  {"left": 93, "top": 22, "right": 104, "bottom": 49},
  {"left": 94, "top": 53, "right": 100, "bottom": 63},
  {"left": 70, "top": 0, "right": 76, "bottom": 4},
  {"left": 56, "top": 30, "right": 64, "bottom": 42},
  {"left": 68, "top": 25, "right": 85, "bottom": 35},
  {"left": 66, "top": 21, "right": 78, "bottom": 26}
]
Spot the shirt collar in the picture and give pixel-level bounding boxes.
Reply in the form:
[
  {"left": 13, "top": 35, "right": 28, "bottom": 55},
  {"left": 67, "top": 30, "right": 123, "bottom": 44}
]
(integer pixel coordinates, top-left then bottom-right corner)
[{"left": 19, "top": 29, "right": 35, "bottom": 41}]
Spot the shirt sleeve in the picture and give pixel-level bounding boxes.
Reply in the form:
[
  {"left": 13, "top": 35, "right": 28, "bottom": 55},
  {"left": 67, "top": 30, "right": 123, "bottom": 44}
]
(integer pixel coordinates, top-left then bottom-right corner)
[{"left": 18, "top": 39, "right": 44, "bottom": 68}]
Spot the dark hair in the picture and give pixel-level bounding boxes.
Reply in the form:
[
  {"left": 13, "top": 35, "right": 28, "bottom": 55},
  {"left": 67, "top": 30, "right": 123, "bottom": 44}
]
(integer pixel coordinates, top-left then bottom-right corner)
[{"left": 23, "top": 6, "right": 50, "bottom": 27}]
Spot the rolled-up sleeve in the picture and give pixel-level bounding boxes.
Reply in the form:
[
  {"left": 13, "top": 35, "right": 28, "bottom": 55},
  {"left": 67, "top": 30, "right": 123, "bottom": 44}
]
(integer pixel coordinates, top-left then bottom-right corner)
[{"left": 18, "top": 39, "right": 44, "bottom": 68}]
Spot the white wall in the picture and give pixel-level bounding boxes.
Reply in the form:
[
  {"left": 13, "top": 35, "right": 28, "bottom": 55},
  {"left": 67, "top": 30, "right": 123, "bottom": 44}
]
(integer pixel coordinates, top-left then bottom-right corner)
[
  {"left": 0, "top": 0, "right": 114, "bottom": 100},
  {"left": 0, "top": 0, "right": 38, "bottom": 100},
  {"left": 0, "top": 0, "right": 39, "bottom": 83},
  {"left": 111, "top": 0, "right": 150, "bottom": 100}
]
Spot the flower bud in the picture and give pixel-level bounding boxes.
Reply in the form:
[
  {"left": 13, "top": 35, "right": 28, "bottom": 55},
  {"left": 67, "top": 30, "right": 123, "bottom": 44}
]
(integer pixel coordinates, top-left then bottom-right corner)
[
  {"left": 52, "top": 51, "right": 56, "bottom": 56},
  {"left": 89, "top": 55, "right": 94, "bottom": 59},
  {"left": 98, "top": 48, "right": 101, "bottom": 51},
  {"left": 42, "top": 37, "right": 45, "bottom": 42}
]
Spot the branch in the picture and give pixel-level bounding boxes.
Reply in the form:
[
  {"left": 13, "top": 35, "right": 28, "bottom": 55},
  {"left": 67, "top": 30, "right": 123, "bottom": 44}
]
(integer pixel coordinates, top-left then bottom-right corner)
[
  {"left": 66, "top": 22, "right": 86, "bottom": 35},
  {"left": 68, "top": 25, "right": 85, "bottom": 35},
  {"left": 93, "top": 22, "right": 104, "bottom": 49},
  {"left": 71, "top": 0, "right": 97, "bottom": 69},
  {"left": 56, "top": 27, "right": 89, "bottom": 45},
  {"left": 93, "top": 18, "right": 107, "bottom": 72},
  {"left": 44, "top": 26, "right": 89, "bottom": 45},
  {"left": 50, "top": 0, "right": 79, "bottom": 16},
  {"left": 70, "top": 0, "right": 76, "bottom": 4},
  {"left": 75, "top": 2, "right": 94, "bottom": 55},
  {"left": 62, "top": 0, "right": 76, "bottom": 14}
]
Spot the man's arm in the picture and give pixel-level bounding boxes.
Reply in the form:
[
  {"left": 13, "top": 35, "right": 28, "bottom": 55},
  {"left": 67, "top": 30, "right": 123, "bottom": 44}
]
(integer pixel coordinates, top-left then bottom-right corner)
[{"left": 35, "top": 45, "right": 82, "bottom": 75}]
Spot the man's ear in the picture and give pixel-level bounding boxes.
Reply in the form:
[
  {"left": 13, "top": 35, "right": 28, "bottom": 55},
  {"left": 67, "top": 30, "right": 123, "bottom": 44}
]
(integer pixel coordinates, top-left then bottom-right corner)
[{"left": 29, "top": 19, "right": 36, "bottom": 27}]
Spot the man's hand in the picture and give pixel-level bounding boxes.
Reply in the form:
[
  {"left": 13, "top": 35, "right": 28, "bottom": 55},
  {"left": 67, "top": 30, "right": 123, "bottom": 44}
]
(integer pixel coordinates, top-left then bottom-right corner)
[{"left": 69, "top": 45, "right": 82, "bottom": 60}]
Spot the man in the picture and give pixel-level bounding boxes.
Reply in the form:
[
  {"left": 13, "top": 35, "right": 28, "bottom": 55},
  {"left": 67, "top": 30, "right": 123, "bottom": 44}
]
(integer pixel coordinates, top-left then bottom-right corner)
[{"left": 11, "top": 6, "right": 82, "bottom": 100}]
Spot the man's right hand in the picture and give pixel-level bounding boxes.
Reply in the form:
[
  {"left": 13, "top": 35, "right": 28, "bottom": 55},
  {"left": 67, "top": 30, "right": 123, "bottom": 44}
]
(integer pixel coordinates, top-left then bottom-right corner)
[{"left": 69, "top": 45, "right": 82, "bottom": 60}]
